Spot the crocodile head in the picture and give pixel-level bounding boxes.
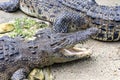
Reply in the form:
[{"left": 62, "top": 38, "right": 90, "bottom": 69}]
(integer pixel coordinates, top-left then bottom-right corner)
[
  {"left": 35, "top": 27, "right": 98, "bottom": 64},
  {"left": 49, "top": 30, "right": 96, "bottom": 63}
]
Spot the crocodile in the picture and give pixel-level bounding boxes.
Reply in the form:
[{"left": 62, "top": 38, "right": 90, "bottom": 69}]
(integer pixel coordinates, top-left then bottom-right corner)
[
  {"left": 0, "top": 27, "right": 98, "bottom": 80},
  {"left": 0, "top": 0, "right": 120, "bottom": 41}
]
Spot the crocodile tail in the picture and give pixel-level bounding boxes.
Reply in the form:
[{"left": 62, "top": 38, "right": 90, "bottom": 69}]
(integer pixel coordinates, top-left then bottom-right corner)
[{"left": 0, "top": 0, "right": 19, "bottom": 12}]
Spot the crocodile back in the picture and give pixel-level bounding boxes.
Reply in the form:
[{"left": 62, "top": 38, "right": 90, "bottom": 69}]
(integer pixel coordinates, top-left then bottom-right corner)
[{"left": 19, "top": 0, "right": 120, "bottom": 41}]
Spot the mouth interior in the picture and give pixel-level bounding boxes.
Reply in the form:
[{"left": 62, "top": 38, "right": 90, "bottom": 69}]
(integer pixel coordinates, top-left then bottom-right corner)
[{"left": 62, "top": 47, "right": 92, "bottom": 57}]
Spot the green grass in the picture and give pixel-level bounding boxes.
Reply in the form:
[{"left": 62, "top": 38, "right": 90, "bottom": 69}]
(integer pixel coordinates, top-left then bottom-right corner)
[{"left": 0, "top": 17, "right": 48, "bottom": 40}]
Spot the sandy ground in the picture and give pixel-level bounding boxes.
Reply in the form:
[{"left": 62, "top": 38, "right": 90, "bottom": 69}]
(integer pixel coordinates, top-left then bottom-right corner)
[{"left": 0, "top": 0, "right": 120, "bottom": 80}]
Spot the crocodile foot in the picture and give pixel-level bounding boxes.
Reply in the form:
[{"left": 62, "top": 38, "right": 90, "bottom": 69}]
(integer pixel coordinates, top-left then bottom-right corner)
[
  {"left": 0, "top": 0, "right": 19, "bottom": 12},
  {"left": 11, "top": 68, "right": 28, "bottom": 80}
]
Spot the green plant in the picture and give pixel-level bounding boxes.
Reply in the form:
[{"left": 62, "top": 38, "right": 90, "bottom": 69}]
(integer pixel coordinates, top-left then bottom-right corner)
[{"left": 10, "top": 17, "right": 48, "bottom": 39}]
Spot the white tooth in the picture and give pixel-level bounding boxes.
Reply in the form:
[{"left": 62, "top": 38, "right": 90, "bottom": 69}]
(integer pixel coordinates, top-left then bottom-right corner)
[
  {"left": 63, "top": 49, "right": 73, "bottom": 56},
  {"left": 73, "top": 47, "right": 87, "bottom": 51}
]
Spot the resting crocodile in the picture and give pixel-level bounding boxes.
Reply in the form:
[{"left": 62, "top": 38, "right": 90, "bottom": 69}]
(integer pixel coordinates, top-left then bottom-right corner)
[
  {"left": 0, "top": 0, "right": 120, "bottom": 41},
  {"left": 0, "top": 27, "right": 98, "bottom": 80}
]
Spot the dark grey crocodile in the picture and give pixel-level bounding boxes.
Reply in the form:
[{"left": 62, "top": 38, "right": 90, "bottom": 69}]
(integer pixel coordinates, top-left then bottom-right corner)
[
  {"left": 59, "top": 0, "right": 120, "bottom": 41},
  {"left": 0, "top": 27, "right": 98, "bottom": 80},
  {"left": 0, "top": 0, "right": 120, "bottom": 41}
]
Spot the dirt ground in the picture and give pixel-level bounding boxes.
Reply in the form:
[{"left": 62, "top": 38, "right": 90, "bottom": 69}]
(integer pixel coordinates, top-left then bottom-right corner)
[{"left": 0, "top": 0, "right": 120, "bottom": 80}]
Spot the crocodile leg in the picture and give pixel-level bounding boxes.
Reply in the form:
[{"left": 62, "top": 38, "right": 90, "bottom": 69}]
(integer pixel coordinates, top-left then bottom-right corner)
[
  {"left": 11, "top": 68, "right": 29, "bottom": 80},
  {"left": 0, "top": 0, "right": 19, "bottom": 12}
]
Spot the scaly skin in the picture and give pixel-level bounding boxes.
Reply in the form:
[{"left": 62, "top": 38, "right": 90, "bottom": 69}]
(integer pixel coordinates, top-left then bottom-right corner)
[
  {"left": 60, "top": 0, "right": 120, "bottom": 41},
  {"left": 0, "top": 0, "right": 120, "bottom": 41},
  {"left": 0, "top": 27, "right": 98, "bottom": 80}
]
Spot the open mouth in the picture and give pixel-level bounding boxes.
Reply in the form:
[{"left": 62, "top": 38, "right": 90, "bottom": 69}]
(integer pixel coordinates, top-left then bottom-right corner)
[{"left": 62, "top": 47, "right": 92, "bottom": 58}]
